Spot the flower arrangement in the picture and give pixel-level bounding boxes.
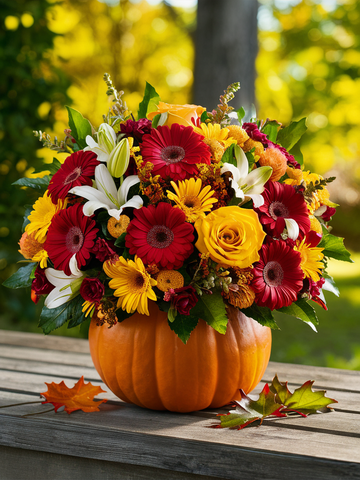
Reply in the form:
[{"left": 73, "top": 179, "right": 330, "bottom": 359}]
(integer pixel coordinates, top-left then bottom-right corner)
[{"left": 5, "top": 74, "right": 352, "bottom": 343}]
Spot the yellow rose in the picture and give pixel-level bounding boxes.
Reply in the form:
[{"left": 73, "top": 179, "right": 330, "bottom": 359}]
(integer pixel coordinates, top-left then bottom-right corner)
[
  {"left": 195, "top": 206, "right": 266, "bottom": 268},
  {"left": 147, "top": 102, "right": 206, "bottom": 128}
]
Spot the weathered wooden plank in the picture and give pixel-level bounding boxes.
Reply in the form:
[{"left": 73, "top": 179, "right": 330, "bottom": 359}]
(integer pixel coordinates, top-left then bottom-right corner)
[
  {"left": 0, "top": 345, "right": 93, "bottom": 368},
  {"left": 1, "top": 383, "right": 360, "bottom": 442},
  {"left": 265, "top": 361, "right": 360, "bottom": 392},
  {"left": 0, "top": 445, "right": 227, "bottom": 480},
  {"left": 0, "top": 330, "right": 89, "bottom": 353},
  {"left": 1, "top": 413, "right": 359, "bottom": 479},
  {"left": 1, "top": 364, "right": 360, "bottom": 413}
]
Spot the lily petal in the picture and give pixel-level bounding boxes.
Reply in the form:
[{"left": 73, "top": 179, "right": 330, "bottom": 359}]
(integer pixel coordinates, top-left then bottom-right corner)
[
  {"left": 285, "top": 218, "right": 299, "bottom": 240},
  {"left": 69, "top": 185, "right": 114, "bottom": 209},
  {"left": 118, "top": 175, "right": 141, "bottom": 205},
  {"left": 234, "top": 145, "right": 249, "bottom": 179},
  {"left": 108, "top": 195, "right": 143, "bottom": 220},
  {"left": 95, "top": 164, "right": 119, "bottom": 207},
  {"left": 246, "top": 193, "right": 265, "bottom": 208}
]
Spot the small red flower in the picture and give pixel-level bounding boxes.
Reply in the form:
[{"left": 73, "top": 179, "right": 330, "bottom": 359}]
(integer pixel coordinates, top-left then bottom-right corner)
[
  {"left": 48, "top": 151, "right": 100, "bottom": 203},
  {"left": 170, "top": 285, "right": 198, "bottom": 315},
  {"left": 140, "top": 124, "right": 211, "bottom": 181},
  {"left": 31, "top": 266, "right": 54, "bottom": 304},
  {"left": 125, "top": 202, "right": 194, "bottom": 270},
  {"left": 44, "top": 203, "right": 98, "bottom": 276},
  {"left": 252, "top": 239, "right": 304, "bottom": 310},
  {"left": 80, "top": 278, "right": 105, "bottom": 303},
  {"left": 256, "top": 181, "right": 310, "bottom": 239},
  {"left": 91, "top": 238, "right": 116, "bottom": 263}
]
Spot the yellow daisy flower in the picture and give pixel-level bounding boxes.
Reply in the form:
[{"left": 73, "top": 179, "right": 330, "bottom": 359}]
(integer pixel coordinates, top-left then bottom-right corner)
[
  {"left": 295, "top": 237, "right": 324, "bottom": 282},
  {"left": 103, "top": 256, "right": 157, "bottom": 316},
  {"left": 193, "top": 123, "right": 235, "bottom": 148},
  {"left": 32, "top": 249, "right": 49, "bottom": 269},
  {"left": 25, "top": 191, "right": 67, "bottom": 243},
  {"left": 167, "top": 178, "right": 218, "bottom": 223}
]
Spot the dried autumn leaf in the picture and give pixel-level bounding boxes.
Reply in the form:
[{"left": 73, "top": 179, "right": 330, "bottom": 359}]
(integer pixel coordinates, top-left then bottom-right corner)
[
  {"left": 215, "top": 384, "right": 287, "bottom": 430},
  {"left": 284, "top": 380, "right": 337, "bottom": 415},
  {"left": 213, "top": 375, "right": 337, "bottom": 430},
  {"left": 40, "top": 376, "right": 107, "bottom": 414},
  {"left": 269, "top": 374, "right": 293, "bottom": 404}
]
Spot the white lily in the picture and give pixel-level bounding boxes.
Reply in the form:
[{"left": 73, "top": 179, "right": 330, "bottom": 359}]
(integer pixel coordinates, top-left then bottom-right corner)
[
  {"left": 221, "top": 145, "right": 272, "bottom": 208},
  {"left": 45, "top": 255, "right": 84, "bottom": 309},
  {"left": 69, "top": 164, "right": 143, "bottom": 220},
  {"left": 84, "top": 123, "right": 117, "bottom": 163}
]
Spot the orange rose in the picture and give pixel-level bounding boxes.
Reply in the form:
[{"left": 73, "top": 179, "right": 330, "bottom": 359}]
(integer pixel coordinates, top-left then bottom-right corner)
[
  {"left": 147, "top": 102, "right": 206, "bottom": 128},
  {"left": 195, "top": 206, "right": 265, "bottom": 268}
]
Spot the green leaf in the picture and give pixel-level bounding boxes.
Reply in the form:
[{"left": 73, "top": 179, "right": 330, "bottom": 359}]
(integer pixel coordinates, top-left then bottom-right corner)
[
  {"left": 261, "top": 120, "right": 280, "bottom": 143},
  {"left": 241, "top": 304, "right": 279, "bottom": 330},
  {"left": 22, "top": 205, "right": 33, "bottom": 231},
  {"left": 138, "top": 82, "right": 160, "bottom": 119},
  {"left": 245, "top": 150, "right": 256, "bottom": 171},
  {"left": 116, "top": 308, "right": 134, "bottom": 323},
  {"left": 221, "top": 144, "right": 237, "bottom": 167},
  {"left": 168, "top": 313, "right": 198, "bottom": 344},
  {"left": 39, "top": 302, "right": 74, "bottom": 334},
  {"left": 65, "top": 106, "right": 92, "bottom": 149},
  {"left": 278, "top": 299, "right": 318, "bottom": 331},
  {"left": 318, "top": 232, "right": 353, "bottom": 263},
  {"left": 284, "top": 380, "right": 337, "bottom": 414},
  {"left": 12, "top": 176, "right": 50, "bottom": 191},
  {"left": 276, "top": 118, "right": 307, "bottom": 151},
  {"left": 236, "top": 106, "right": 246, "bottom": 124},
  {"left": 114, "top": 231, "right": 127, "bottom": 248},
  {"left": 322, "top": 274, "right": 339, "bottom": 297},
  {"left": 32, "top": 158, "right": 62, "bottom": 176},
  {"left": 215, "top": 384, "right": 286, "bottom": 430},
  {"left": 151, "top": 113, "right": 161, "bottom": 128},
  {"left": 67, "top": 296, "right": 87, "bottom": 329},
  {"left": 200, "top": 110, "right": 210, "bottom": 123},
  {"left": 3, "top": 262, "right": 36, "bottom": 289},
  {"left": 191, "top": 292, "right": 228, "bottom": 334},
  {"left": 269, "top": 374, "right": 293, "bottom": 404}
]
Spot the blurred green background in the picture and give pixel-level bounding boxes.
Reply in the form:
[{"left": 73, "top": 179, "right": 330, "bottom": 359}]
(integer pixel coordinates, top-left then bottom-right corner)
[{"left": 1, "top": 0, "right": 359, "bottom": 369}]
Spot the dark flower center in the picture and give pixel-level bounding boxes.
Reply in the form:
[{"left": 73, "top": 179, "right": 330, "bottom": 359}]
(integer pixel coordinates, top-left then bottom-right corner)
[
  {"left": 66, "top": 226, "right": 84, "bottom": 253},
  {"left": 147, "top": 225, "right": 174, "bottom": 249},
  {"left": 263, "top": 261, "right": 284, "bottom": 287},
  {"left": 161, "top": 145, "right": 186, "bottom": 164},
  {"left": 269, "top": 201, "right": 289, "bottom": 220},
  {"left": 65, "top": 167, "right": 82, "bottom": 185},
  {"left": 135, "top": 273, "right": 145, "bottom": 288}
]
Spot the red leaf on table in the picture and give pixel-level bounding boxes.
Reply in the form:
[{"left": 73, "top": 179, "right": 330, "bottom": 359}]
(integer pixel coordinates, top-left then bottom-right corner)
[{"left": 40, "top": 376, "right": 107, "bottom": 414}]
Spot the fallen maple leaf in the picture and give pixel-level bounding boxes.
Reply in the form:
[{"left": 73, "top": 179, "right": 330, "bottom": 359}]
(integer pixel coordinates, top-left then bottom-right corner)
[
  {"left": 40, "top": 376, "right": 107, "bottom": 414},
  {"left": 213, "top": 375, "right": 337, "bottom": 430}
]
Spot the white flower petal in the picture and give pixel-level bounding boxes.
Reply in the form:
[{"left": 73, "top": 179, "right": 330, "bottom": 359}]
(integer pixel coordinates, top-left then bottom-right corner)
[
  {"left": 82, "top": 200, "right": 111, "bottom": 216},
  {"left": 314, "top": 205, "right": 327, "bottom": 217},
  {"left": 95, "top": 164, "right": 118, "bottom": 205},
  {"left": 69, "top": 254, "right": 82, "bottom": 277},
  {"left": 246, "top": 193, "right": 265, "bottom": 208},
  {"left": 45, "top": 287, "right": 73, "bottom": 309},
  {"left": 85, "top": 135, "right": 97, "bottom": 148},
  {"left": 234, "top": 145, "right": 249, "bottom": 179},
  {"left": 118, "top": 175, "right": 140, "bottom": 205},
  {"left": 245, "top": 166, "right": 272, "bottom": 192},
  {"left": 285, "top": 218, "right": 299, "bottom": 240},
  {"left": 108, "top": 195, "right": 143, "bottom": 220},
  {"left": 221, "top": 163, "right": 241, "bottom": 184},
  {"left": 69, "top": 185, "right": 113, "bottom": 208}
]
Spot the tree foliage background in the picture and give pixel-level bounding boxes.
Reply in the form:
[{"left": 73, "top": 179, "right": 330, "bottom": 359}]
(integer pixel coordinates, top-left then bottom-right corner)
[{"left": 1, "top": 0, "right": 359, "bottom": 366}]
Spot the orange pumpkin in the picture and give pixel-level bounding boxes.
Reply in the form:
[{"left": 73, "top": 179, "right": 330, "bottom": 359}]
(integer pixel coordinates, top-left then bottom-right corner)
[{"left": 89, "top": 301, "right": 271, "bottom": 413}]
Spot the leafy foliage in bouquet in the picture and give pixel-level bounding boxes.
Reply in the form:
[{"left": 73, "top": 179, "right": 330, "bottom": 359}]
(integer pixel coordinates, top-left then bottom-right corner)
[{"left": 4, "top": 74, "right": 352, "bottom": 343}]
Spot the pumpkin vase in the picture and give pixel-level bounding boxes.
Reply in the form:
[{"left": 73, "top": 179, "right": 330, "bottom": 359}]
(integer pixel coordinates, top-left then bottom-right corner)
[{"left": 89, "top": 301, "right": 272, "bottom": 413}]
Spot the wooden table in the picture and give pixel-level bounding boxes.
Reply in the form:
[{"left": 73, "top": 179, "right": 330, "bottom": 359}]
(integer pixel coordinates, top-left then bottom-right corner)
[{"left": 0, "top": 329, "right": 359, "bottom": 480}]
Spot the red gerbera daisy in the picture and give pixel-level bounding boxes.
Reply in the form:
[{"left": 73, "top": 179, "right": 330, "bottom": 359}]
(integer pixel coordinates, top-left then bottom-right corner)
[
  {"left": 256, "top": 181, "right": 310, "bottom": 240},
  {"left": 125, "top": 202, "right": 194, "bottom": 269},
  {"left": 140, "top": 124, "right": 211, "bottom": 181},
  {"left": 44, "top": 203, "right": 98, "bottom": 275},
  {"left": 48, "top": 151, "right": 100, "bottom": 203},
  {"left": 252, "top": 239, "right": 304, "bottom": 310}
]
